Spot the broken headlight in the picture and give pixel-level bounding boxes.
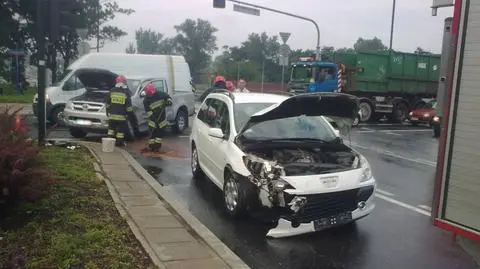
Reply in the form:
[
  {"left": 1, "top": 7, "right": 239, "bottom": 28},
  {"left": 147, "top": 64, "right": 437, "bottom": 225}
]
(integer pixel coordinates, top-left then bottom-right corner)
[
  {"left": 242, "top": 155, "right": 276, "bottom": 184},
  {"left": 359, "top": 155, "right": 373, "bottom": 182}
]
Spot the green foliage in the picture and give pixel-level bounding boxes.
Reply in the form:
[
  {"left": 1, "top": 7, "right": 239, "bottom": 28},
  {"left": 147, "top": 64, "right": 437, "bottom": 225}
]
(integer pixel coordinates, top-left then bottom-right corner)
[{"left": 353, "top": 37, "right": 388, "bottom": 52}]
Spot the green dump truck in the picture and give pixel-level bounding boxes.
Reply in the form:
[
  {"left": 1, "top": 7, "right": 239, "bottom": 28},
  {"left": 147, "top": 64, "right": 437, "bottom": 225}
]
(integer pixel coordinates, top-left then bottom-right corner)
[{"left": 289, "top": 51, "right": 441, "bottom": 122}]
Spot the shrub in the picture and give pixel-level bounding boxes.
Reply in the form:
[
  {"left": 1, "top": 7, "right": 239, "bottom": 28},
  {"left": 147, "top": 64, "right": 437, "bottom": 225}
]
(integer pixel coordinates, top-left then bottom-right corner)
[{"left": 0, "top": 108, "right": 49, "bottom": 206}]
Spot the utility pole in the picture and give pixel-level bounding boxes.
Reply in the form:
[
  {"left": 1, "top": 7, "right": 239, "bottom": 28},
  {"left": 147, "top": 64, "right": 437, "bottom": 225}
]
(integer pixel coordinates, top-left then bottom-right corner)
[
  {"left": 37, "top": 0, "right": 47, "bottom": 145},
  {"left": 389, "top": 0, "right": 396, "bottom": 51},
  {"left": 96, "top": 0, "right": 100, "bottom": 52}
]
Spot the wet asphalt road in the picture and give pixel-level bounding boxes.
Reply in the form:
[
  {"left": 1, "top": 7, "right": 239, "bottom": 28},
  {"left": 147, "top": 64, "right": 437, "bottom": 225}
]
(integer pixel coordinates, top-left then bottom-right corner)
[{"left": 25, "top": 116, "right": 479, "bottom": 269}]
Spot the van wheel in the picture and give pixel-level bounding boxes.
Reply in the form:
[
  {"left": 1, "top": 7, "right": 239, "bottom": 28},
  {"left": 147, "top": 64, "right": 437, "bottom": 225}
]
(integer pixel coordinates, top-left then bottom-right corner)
[
  {"left": 69, "top": 128, "right": 87, "bottom": 139},
  {"left": 173, "top": 110, "right": 188, "bottom": 134},
  {"left": 50, "top": 106, "right": 64, "bottom": 125}
]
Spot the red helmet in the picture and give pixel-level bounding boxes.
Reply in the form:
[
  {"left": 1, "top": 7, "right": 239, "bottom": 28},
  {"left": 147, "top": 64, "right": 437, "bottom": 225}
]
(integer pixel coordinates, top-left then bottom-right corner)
[
  {"left": 213, "top": 75, "right": 226, "bottom": 84},
  {"left": 116, "top": 75, "right": 127, "bottom": 84},
  {"left": 226, "top": 81, "right": 234, "bottom": 91},
  {"left": 144, "top": 83, "right": 156, "bottom": 97}
]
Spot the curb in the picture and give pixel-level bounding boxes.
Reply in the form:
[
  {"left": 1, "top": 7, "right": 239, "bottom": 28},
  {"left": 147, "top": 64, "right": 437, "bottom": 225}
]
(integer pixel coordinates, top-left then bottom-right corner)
[{"left": 117, "top": 148, "right": 251, "bottom": 269}]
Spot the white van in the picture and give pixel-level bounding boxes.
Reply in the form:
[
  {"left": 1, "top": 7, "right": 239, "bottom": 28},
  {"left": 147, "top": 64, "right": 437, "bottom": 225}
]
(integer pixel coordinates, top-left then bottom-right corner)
[{"left": 32, "top": 53, "right": 194, "bottom": 124}]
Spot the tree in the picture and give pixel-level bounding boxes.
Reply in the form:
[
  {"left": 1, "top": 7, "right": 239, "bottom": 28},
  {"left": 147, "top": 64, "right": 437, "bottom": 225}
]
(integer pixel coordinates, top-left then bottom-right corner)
[
  {"left": 414, "top": 47, "right": 433, "bottom": 55},
  {"left": 353, "top": 37, "right": 388, "bottom": 52},
  {"left": 125, "top": 42, "right": 136, "bottom": 54},
  {"left": 135, "top": 28, "right": 164, "bottom": 54},
  {"left": 173, "top": 18, "right": 218, "bottom": 81}
]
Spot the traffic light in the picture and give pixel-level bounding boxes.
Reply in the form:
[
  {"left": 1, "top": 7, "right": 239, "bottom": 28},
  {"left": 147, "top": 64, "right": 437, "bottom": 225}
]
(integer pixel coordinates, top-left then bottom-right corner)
[
  {"left": 213, "top": 0, "right": 226, "bottom": 8},
  {"left": 49, "top": 0, "right": 87, "bottom": 42}
]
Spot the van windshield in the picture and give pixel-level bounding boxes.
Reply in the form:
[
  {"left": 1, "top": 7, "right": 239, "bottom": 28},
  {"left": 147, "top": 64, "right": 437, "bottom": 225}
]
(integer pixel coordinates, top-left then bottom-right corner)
[{"left": 52, "top": 69, "right": 72, "bottom": 86}]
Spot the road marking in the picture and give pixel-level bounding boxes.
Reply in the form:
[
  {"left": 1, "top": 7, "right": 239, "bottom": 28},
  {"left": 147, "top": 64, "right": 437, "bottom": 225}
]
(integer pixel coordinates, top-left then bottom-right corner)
[
  {"left": 376, "top": 188, "right": 395, "bottom": 197},
  {"left": 349, "top": 142, "right": 436, "bottom": 167},
  {"left": 384, "top": 131, "right": 402, "bottom": 136},
  {"left": 179, "top": 135, "right": 190, "bottom": 138},
  {"left": 418, "top": 205, "right": 432, "bottom": 211},
  {"left": 375, "top": 193, "right": 431, "bottom": 217},
  {"left": 355, "top": 130, "right": 376, "bottom": 133}
]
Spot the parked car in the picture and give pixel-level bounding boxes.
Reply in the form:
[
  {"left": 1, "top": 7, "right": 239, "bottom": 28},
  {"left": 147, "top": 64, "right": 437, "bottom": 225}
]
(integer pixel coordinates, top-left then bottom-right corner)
[
  {"left": 189, "top": 91, "right": 376, "bottom": 238},
  {"left": 33, "top": 52, "right": 193, "bottom": 124},
  {"left": 408, "top": 99, "right": 437, "bottom": 126},
  {"left": 63, "top": 69, "right": 195, "bottom": 139}
]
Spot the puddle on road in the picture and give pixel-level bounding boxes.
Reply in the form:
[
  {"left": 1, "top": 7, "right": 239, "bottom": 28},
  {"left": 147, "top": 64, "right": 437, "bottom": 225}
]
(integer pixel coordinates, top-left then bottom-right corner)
[{"left": 144, "top": 165, "right": 163, "bottom": 178}]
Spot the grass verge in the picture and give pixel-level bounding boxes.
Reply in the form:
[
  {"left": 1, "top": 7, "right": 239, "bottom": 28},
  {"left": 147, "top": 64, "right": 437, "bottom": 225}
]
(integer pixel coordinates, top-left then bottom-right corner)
[
  {"left": 0, "top": 84, "right": 35, "bottom": 103},
  {"left": 0, "top": 146, "right": 156, "bottom": 269}
]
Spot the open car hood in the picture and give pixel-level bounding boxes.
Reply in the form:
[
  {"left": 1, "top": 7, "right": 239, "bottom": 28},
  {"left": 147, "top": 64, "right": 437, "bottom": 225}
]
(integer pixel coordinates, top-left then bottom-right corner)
[
  {"left": 238, "top": 93, "right": 359, "bottom": 136},
  {"left": 75, "top": 68, "right": 118, "bottom": 90}
]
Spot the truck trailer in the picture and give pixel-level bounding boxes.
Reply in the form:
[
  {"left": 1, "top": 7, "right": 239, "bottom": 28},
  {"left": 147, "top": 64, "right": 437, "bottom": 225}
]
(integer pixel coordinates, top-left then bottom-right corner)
[{"left": 288, "top": 51, "right": 441, "bottom": 123}]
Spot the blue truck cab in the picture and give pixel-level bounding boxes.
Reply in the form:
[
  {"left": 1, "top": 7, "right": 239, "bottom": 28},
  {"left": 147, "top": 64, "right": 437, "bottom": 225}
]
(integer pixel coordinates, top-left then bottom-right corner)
[{"left": 288, "top": 59, "right": 339, "bottom": 94}]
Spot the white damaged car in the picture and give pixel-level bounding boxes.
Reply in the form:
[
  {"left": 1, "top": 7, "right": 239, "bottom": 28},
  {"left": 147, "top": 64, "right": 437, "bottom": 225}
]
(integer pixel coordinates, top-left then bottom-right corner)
[{"left": 189, "top": 91, "right": 376, "bottom": 238}]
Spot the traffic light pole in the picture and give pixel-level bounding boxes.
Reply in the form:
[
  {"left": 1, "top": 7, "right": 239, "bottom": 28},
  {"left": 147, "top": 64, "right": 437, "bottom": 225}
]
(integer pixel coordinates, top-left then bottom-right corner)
[
  {"left": 226, "top": 0, "right": 321, "bottom": 61},
  {"left": 37, "top": 0, "right": 47, "bottom": 146}
]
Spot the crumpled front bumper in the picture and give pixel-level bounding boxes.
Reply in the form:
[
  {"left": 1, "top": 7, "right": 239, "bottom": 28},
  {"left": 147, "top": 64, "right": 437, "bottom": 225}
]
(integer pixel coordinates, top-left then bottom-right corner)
[{"left": 266, "top": 187, "right": 376, "bottom": 239}]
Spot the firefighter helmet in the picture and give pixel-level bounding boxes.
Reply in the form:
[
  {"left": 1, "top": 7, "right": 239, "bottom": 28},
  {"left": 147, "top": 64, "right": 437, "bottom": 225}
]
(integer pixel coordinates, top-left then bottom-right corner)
[
  {"left": 144, "top": 83, "right": 156, "bottom": 97},
  {"left": 116, "top": 75, "right": 127, "bottom": 85},
  {"left": 213, "top": 75, "right": 226, "bottom": 84}
]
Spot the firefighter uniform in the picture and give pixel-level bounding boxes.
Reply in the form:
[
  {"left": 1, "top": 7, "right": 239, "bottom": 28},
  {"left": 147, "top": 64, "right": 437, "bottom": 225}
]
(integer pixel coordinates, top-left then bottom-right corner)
[
  {"left": 106, "top": 83, "right": 134, "bottom": 146},
  {"left": 143, "top": 87, "right": 173, "bottom": 151}
]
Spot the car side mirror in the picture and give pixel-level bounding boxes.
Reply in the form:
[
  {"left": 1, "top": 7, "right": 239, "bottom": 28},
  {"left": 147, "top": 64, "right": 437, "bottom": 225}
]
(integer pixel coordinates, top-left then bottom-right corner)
[
  {"left": 140, "top": 91, "right": 146, "bottom": 98},
  {"left": 208, "top": 128, "right": 225, "bottom": 139}
]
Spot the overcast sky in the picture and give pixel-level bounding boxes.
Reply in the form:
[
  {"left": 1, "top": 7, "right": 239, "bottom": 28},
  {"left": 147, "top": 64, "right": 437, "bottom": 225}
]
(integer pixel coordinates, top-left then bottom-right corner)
[{"left": 97, "top": 0, "right": 454, "bottom": 55}]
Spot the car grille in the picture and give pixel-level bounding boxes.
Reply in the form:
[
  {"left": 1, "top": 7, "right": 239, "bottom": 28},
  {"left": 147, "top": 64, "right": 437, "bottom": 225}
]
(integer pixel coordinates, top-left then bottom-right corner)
[
  {"left": 283, "top": 186, "right": 374, "bottom": 223},
  {"left": 72, "top": 102, "right": 104, "bottom": 112}
]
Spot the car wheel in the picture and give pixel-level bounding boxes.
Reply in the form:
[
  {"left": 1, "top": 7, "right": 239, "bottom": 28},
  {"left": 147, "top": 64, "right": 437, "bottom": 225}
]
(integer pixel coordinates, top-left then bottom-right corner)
[
  {"left": 191, "top": 143, "right": 204, "bottom": 179},
  {"left": 223, "top": 171, "right": 249, "bottom": 218},
  {"left": 433, "top": 123, "right": 441, "bottom": 138},
  {"left": 50, "top": 106, "right": 64, "bottom": 125},
  {"left": 124, "top": 120, "right": 136, "bottom": 142},
  {"left": 69, "top": 128, "right": 87, "bottom": 139},
  {"left": 411, "top": 121, "right": 418, "bottom": 126},
  {"left": 173, "top": 109, "right": 188, "bottom": 134}
]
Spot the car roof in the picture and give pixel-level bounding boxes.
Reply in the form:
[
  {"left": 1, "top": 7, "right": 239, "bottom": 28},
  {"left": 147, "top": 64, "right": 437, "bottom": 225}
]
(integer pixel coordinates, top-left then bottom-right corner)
[{"left": 209, "top": 92, "right": 288, "bottom": 105}]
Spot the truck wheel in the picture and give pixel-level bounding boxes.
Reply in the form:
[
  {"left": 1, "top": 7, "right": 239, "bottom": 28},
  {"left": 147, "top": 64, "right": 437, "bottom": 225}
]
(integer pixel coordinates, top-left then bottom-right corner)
[
  {"left": 173, "top": 109, "right": 188, "bottom": 134},
  {"left": 69, "top": 128, "right": 87, "bottom": 139},
  {"left": 358, "top": 101, "right": 373, "bottom": 122}
]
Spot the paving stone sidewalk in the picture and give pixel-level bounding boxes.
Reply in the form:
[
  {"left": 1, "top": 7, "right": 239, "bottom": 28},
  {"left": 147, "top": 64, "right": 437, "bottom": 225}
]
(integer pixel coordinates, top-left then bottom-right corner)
[
  {"left": 84, "top": 142, "right": 250, "bottom": 269},
  {"left": 0, "top": 103, "right": 33, "bottom": 115}
]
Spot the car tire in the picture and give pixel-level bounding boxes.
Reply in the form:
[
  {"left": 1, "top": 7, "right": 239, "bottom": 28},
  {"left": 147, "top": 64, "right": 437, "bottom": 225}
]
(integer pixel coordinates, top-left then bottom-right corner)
[
  {"left": 50, "top": 106, "right": 64, "bottom": 125},
  {"left": 223, "top": 170, "right": 250, "bottom": 218},
  {"left": 433, "top": 123, "right": 441, "bottom": 138},
  {"left": 191, "top": 143, "right": 204, "bottom": 179},
  {"left": 173, "top": 109, "right": 188, "bottom": 134},
  {"left": 69, "top": 128, "right": 87, "bottom": 139}
]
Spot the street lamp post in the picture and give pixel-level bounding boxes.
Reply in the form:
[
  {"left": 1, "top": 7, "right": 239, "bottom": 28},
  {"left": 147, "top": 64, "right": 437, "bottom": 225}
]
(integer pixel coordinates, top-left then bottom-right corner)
[{"left": 389, "top": 0, "right": 396, "bottom": 51}]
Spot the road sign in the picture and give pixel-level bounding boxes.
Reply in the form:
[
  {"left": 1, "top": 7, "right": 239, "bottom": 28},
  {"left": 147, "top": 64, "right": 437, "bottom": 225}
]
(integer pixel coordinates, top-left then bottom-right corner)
[
  {"left": 279, "top": 44, "right": 291, "bottom": 57},
  {"left": 279, "top": 32, "right": 291, "bottom": 44},
  {"left": 279, "top": 56, "right": 289, "bottom": 66},
  {"left": 233, "top": 4, "right": 260, "bottom": 16}
]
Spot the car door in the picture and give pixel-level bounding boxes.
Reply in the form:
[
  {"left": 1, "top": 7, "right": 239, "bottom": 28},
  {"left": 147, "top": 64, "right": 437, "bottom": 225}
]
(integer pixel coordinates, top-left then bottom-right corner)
[
  {"left": 132, "top": 80, "right": 152, "bottom": 131},
  {"left": 195, "top": 98, "right": 217, "bottom": 180},
  {"left": 206, "top": 98, "right": 231, "bottom": 184}
]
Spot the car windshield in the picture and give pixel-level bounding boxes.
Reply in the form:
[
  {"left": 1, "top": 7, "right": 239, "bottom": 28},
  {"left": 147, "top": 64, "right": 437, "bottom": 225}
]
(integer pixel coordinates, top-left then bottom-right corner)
[
  {"left": 234, "top": 102, "right": 276, "bottom": 132},
  {"left": 241, "top": 115, "right": 337, "bottom": 142},
  {"left": 291, "top": 65, "right": 313, "bottom": 82},
  {"left": 52, "top": 69, "right": 72, "bottom": 86},
  {"left": 425, "top": 100, "right": 437, "bottom": 109}
]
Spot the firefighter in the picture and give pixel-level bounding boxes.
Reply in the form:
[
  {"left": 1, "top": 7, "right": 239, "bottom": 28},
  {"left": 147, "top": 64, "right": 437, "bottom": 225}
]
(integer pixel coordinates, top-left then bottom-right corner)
[
  {"left": 198, "top": 75, "right": 227, "bottom": 102},
  {"left": 143, "top": 83, "right": 173, "bottom": 151},
  {"left": 105, "top": 75, "right": 134, "bottom": 147}
]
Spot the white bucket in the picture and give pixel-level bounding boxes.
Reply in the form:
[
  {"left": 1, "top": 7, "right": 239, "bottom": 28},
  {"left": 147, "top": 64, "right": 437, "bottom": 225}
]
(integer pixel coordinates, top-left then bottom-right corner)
[{"left": 102, "top": 138, "right": 116, "bottom": 153}]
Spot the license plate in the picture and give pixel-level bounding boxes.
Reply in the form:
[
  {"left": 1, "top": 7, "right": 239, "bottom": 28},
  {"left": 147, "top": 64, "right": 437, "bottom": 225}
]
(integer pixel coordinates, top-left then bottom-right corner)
[
  {"left": 321, "top": 176, "right": 338, "bottom": 188},
  {"left": 314, "top": 211, "right": 353, "bottom": 231},
  {"left": 76, "top": 119, "right": 92, "bottom": 125},
  {"left": 410, "top": 117, "right": 418, "bottom": 121}
]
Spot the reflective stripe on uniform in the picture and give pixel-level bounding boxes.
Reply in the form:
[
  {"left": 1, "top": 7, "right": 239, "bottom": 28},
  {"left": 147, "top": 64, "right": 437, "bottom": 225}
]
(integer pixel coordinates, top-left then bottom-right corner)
[
  {"left": 111, "top": 92, "right": 127, "bottom": 104},
  {"left": 116, "top": 132, "right": 125, "bottom": 139},
  {"left": 148, "top": 139, "right": 156, "bottom": 145},
  {"left": 147, "top": 111, "right": 153, "bottom": 117},
  {"left": 126, "top": 106, "right": 133, "bottom": 112},
  {"left": 109, "top": 114, "right": 126, "bottom": 121},
  {"left": 148, "top": 120, "right": 157, "bottom": 128},
  {"left": 154, "top": 137, "right": 163, "bottom": 143},
  {"left": 149, "top": 100, "right": 164, "bottom": 110},
  {"left": 107, "top": 129, "right": 115, "bottom": 136},
  {"left": 158, "top": 120, "right": 168, "bottom": 128}
]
